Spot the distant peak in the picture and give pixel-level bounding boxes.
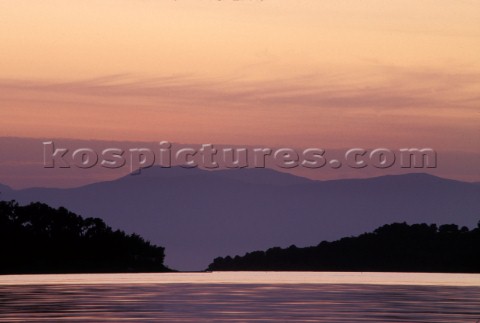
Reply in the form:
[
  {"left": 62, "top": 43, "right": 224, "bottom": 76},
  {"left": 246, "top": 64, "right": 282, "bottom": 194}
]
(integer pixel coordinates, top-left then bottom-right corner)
[
  {"left": 366, "top": 172, "right": 456, "bottom": 184},
  {"left": 124, "top": 166, "right": 312, "bottom": 186},
  {"left": 0, "top": 183, "right": 12, "bottom": 192},
  {"left": 135, "top": 166, "right": 204, "bottom": 177}
]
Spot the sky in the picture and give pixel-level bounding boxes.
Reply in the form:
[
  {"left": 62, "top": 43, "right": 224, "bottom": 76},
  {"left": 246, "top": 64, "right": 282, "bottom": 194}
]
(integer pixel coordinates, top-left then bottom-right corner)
[{"left": 0, "top": 0, "right": 479, "bottom": 185}]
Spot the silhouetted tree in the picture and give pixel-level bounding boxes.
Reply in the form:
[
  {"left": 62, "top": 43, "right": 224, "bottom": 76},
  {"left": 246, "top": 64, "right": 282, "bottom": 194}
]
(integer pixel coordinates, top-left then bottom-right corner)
[
  {"left": 0, "top": 201, "right": 171, "bottom": 274},
  {"left": 208, "top": 221, "right": 480, "bottom": 273}
]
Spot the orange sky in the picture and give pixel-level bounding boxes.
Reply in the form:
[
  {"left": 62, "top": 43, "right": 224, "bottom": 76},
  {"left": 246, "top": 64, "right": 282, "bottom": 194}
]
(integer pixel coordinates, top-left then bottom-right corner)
[{"left": 1, "top": 0, "right": 479, "bottom": 152}]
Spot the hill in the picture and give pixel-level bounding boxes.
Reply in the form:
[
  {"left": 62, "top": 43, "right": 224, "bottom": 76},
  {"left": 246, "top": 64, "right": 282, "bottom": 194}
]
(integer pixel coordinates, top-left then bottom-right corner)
[
  {"left": 208, "top": 221, "right": 480, "bottom": 273},
  {"left": 0, "top": 201, "right": 170, "bottom": 274},
  {"left": 1, "top": 167, "right": 479, "bottom": 270}
]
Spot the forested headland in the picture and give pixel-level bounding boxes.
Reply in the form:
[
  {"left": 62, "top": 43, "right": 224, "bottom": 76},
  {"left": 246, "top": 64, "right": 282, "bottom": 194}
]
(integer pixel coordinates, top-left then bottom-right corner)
[
  {"left": 0, "top": 201, "right": 170, "bottom": 274},
  {"left": 208, "top": 221, "right": 480, "bottom": 273}
]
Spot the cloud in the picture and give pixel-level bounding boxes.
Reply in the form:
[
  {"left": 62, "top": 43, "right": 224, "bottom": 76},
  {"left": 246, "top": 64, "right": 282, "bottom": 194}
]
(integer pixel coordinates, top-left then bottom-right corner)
[
  {"left": 1, "top": 66, "right": 479, "bottom": 112},
  {"left": 1, "top": 67, "right": 478, "bottom": 153}
]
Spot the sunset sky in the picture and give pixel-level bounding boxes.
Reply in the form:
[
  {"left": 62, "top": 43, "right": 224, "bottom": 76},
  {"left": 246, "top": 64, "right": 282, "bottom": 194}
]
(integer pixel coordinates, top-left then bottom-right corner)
[{"left": 0, "top": 0, "right": 479, "bottom": 185}]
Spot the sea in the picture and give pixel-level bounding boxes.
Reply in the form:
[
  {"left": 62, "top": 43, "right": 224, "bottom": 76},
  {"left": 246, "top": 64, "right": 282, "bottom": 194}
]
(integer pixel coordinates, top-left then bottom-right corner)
[{"left": 0, "top": 272, "right": 479, "bottom": 322}]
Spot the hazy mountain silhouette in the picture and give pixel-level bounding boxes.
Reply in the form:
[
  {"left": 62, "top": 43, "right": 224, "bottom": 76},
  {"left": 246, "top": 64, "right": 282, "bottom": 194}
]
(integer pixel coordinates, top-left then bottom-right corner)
[
  {"left": 0, "top": 183, "right": 12, "bottom": 193},
  {"left": 1, "top": 167, "right": 479, "bottom": 270}
]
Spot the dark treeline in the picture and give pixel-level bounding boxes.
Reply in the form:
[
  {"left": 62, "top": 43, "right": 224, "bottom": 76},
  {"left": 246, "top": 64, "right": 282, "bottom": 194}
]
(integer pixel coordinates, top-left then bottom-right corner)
[
  {"left": 0, "top": 201, "right": 170, "bottom": 274},
  {"left": 208, "top": 221, "right": 480, "bottom": 273}
]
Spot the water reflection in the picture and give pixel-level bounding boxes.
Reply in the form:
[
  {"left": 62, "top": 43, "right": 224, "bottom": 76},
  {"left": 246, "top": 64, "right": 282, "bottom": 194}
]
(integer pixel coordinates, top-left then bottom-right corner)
[{"left": 0, "top": 275, "right": 479, "bottom": 322}]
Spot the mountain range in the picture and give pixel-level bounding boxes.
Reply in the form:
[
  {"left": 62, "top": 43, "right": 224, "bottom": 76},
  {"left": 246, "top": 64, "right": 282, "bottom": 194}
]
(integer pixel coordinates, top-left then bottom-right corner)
[{"left": 1, "top": 167, "right": 479, "bottom": 271}]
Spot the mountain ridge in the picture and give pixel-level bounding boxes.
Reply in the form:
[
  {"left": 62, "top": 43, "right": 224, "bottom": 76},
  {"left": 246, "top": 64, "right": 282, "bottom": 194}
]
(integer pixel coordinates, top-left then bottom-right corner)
[{"left": 1, "top": 168, "right": 479, "bottom": 270}]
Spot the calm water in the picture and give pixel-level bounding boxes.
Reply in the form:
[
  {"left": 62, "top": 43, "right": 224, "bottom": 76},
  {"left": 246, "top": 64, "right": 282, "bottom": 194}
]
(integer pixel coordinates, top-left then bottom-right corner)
[{"left": 0, "top": 272, "right": 479, "bottom": 322}]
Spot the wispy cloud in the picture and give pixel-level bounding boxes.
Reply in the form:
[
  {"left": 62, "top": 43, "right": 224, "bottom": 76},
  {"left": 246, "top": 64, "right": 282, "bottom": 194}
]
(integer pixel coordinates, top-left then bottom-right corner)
[
  {"left": 1, "top": 67, "right": 479, "bottom": 112},
  {"left": 1, "top": 67, "right": 478, "bottom": 151}
]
